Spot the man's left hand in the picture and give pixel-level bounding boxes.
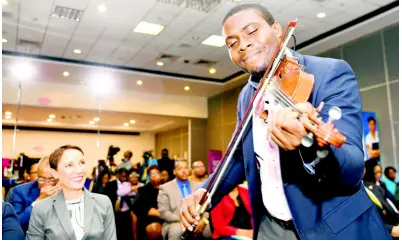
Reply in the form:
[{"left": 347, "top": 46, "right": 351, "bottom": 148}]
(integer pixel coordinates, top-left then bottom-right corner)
[{"left": 268, "top": 102, "right": 314, "bottom": 151}]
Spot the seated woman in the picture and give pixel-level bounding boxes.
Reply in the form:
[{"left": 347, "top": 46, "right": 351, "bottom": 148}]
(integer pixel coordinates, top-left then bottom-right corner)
[
  {"left": 116, "top": 169, "right": 144, "bottom": 239},
  {"left": 132, "top": 165, "right": 163, "bottom": 239},
  {"left": 26, "top": 145, "right": 116, "bottom": 240},
  {"left": 211, "top": 184, "right": 253, "bottom": 240}
]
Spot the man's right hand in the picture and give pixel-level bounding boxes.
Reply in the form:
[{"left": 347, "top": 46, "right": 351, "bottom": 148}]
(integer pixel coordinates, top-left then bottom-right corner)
[
  {"left": 180, "top": 189, "right": 206, "bottom": 232},
  {"left": 37, "top": 185, "right": 61, "bottom": 201}
]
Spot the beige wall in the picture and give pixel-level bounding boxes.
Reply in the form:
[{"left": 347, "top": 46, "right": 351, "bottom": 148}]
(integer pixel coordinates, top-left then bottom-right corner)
[
  {"left": 155, "top": 126, "right": 189, "bottom": 160},
  {"left": 190, "top": 118, "right": 207, "bottom": 168},
  {"left": 2, "top": 129, "right": 155, "bottom": 174},
  {"left": 207, "top": 86, "right": 243, "bottom": 153}
]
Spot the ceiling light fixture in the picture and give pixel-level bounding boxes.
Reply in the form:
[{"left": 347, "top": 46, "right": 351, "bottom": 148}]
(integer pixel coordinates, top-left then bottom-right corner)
[
  {"left": 133, "top": 21, "right": 164, "bottom": 35},
  {"left": 5, "top": 116, "right": 11, "bottom": 119},
  {"left": 49, "top": 114, "right": 56, "bottom": 119},
  {"left": 73, "top": 49, "right": 82, "bottom": 54},
  {"left": 316, "top": 12, "right": 326, "bottom": 18},
  {"left": 157, "top": 61, "right": 164, "bottom": 66},
  {"left": 47, "top": 118, "right": 53, "bottom": 122},
  {"left": 63, "top": 71, "right": 70, "bottom": 77},
  {"left": 2, "top": 0, "right": 8, "bottom": 5},
  {"left": 5, "top": 111, "right": 12, "bottom": 116},
  {"left": 12, "top": 62, "right": 35, "bottom": 80},
  {"left": 89, "top": 120, "right": 95, "bottom": 125},
  {"left": 209, "top": 68, "right": 216, "bottom": 74},
  {"left": 98, "top": 4, "right": 107, "bottom": 12},
  {"left": 184, "top": 86, "right": 190, "bottom": 91},
  {"left": 202, "top": 35, "right": 225, "bottom": 47},
  {"left": 94, "top": 117, "right": 100, "bottom": 122},
  {"left": 137, "top": 80, "right": 143, "bottom": 85},
  {"left": 192, "top": 36, "right": 199, "bottom": 40},
  {"left": 2, "top": 38, "right": 7, "bottom": 43},
  {"left": 123, "top": 122, "right": 129, "bottom": 127},
  {"left": 130, "top": 120, "right": 136, "bottom": 124}
]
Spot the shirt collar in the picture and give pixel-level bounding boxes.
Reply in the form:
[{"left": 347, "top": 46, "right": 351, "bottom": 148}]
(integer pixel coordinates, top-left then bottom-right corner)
[
  {"left": 176, "top": 179, "right": 189, "bottom": 186},
  {"left": 248, "top": 47, "right": 294, "bottom": 89}
]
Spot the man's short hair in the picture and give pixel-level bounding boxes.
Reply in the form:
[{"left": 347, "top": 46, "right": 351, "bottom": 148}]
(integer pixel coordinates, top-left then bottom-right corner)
[
  {"left": 368, "top": 116, "right": 376, "bottom": 124},
  {"left": 116, "top": 167, "right": 128, "bottom": 175},
  {"left": 175, "top": 159, "right": 188, "bottom": 169},
  {"left": 222, "top": 3, "right": 275, "bottom": 26}
]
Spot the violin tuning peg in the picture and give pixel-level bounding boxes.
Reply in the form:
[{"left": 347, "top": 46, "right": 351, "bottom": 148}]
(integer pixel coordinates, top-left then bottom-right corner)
[
  {"left": 301, "top": 132, "right": 314, "bottom": 147},
  {"left": 317, "top": 149, "right": 329, "bottom": 159},
  {"left": 328, "top": 106, "right": 342, "bottom": 123}
]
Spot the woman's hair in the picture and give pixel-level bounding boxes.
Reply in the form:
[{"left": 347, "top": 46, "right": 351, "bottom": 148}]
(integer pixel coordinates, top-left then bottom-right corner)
[
  {"left": 147, "top": 165, "right": 159, "bottom": 176},
  {"left": 49, "top": 145, "right": 84, "bottom": 170},
  {"left": 363, "top": 161, "right": 380, "bottom": 183}
]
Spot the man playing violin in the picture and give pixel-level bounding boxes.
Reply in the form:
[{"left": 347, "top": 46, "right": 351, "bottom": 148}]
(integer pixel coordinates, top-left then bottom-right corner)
[{"left": 180, "top": 3, "right": 391, "bottom": 240}]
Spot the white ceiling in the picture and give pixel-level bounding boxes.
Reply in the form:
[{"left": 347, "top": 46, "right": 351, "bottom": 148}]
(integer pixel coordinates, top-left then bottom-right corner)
[
  {"left": 2, "top": 0, "right": 396, "bottom": 81},
  {"left": 2, "top": 103, "right": 189, "bottom": 133}
]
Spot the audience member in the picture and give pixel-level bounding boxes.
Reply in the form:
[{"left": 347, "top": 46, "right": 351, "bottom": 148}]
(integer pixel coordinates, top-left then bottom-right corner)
[
  {"left": 160, "top": 170, "right": 170, "bottom": 184},
  {"left": 116, "top": 169, "right": 144, "bottom": 239},
  {"left": 383, "top": 166, "right": 399, "bottom": 201},
  {"left": 2, "top": 201, "right": 24, "bottom": 240},
  {"left": 119, "top": 150, "right": 134, "bottom": 171},
  {"left": 92, "top": 160, "right": 109, "bottom": 185},
  {"left": 5, "top": 160, "right": 39, "bottom": 202},
  {"left": 189, "top": 160, "right": 209, "bottom": 183},
  {"left": 158, "top": 160, "right": 210, "bottom": 239},
  {"left": 91, "top": 170, "right": 111, "bottom": 194},
  {"left": 363, "top": 164, "right": 399, "bottom": 239},
  {"left": 26, "top": 145, "right": 116, "bottom": 240},
  {"left": 103, "top": 167, "right": 128, "bottom": 240},
  {"left": 9, "top": 156, "right": 60, "bottom": 232},
  {"left": 132, "top": 165, "right": 163, "bottom": 239},
  {"left": 157, "top": 149, "right": 175, "bottom": 181},
  {"left": 211, "top": 184, "right": 253, "bottom": 240}
]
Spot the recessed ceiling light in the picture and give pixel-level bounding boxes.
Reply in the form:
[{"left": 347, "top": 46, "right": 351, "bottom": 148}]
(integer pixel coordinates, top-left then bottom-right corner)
[
  {"left": 63, "top": 71, "right": 70, "bottom": 77},
  {"left": 5, "top": 111, "right": 12, "bottom": 116},
  {"left": 94, "top": 117, "right": 100, "bottom": 122},
  {"left": 133, "top": 21, "right": 164, "bottom": 35},
  {"left": 123, "top": 122, "right": 129, "bottom": 127},
  {"left": 209, "top": 68, "right": 216, "bottom": 74},
  {"left": 2, "top": 38, "right": 7, "bottom": 43},
  {"left": 98, "top": 4, "right": 107, "bottom": 13},
  {"left": 317, "top": 12, "right": 326, "bottom": 18},
  {"left": 184, "top": 86, "right": 190, "bottom": 91},
  {"left": 157, "top": 61, "right": 164, "bottom": 66},
  {"left": 47, "top": 118, "right": 53, "bottom": 122},
  {"left": 73, "top": 49, "right": 82, "bottom": 54},
  {"left": 130, "top": 120, "right": 136, "bottom": 124},
  {"left": 192, "top": 36, "right": 199, "bottom": 40},
  {"left": 137, "top": 80, "right": 143, "bottom": 85},
  {"left": 2, "top": 0, "right": 8, "bottom": 5},
  {"left": 89, "top": 120, "right": 95, "bottom": 125},
  {"left": 5, "top": 115, "right": 11, "bottom": 119},
  {"left": 49, "top": 114, "right": 56, "bottom": 119},
  {"left": 80, "top": 81, "right": 84, "bottom": 85},
  {"left": 202, "top": 35, "right": 225, "bottom": 47}
]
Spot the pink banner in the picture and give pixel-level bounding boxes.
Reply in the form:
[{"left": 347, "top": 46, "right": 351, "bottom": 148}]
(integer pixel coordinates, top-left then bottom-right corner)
[{"left": 208, "top": 150, "right": 222, "bottom": 174}]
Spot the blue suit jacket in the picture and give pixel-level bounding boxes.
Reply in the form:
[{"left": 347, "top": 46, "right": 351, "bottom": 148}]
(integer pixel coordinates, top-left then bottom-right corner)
[
  {"left": 2, "top": 201, "right": 25, "bottom": 240},
  {"left": 9, "top": 181, "right": 40, "bottom": 232},
  {"left": 207, "top": 52, "right": 391, "bottom": 239}
]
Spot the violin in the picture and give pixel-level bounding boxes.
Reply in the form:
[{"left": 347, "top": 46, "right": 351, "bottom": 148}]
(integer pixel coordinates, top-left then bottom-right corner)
[{"left": 180, "top": 19, "right": 346, "bottom": 240}]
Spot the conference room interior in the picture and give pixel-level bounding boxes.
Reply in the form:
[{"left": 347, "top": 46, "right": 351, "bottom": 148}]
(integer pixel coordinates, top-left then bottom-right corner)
[{"left": 1, "top": 0, "right": 400, "bottom": 240}]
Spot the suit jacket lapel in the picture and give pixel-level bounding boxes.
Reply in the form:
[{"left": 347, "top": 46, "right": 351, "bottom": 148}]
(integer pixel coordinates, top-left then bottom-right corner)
[
  {"left": 172, "top": 181, "right": 183, "bottom": 209},
  {"left": 82, "top": 189, "right": 94, "bottom": 240},
  {"left": 53, "top": 191, "right": 76, "bottom": 240}
]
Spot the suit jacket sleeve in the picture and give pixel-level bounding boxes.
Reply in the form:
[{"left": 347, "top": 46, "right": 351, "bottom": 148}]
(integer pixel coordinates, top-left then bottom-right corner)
[
  {"left": 202, "top": 89, "right": 246, "bottom": 208},
  {"left": 2, "top": 202, "right": 25, "bottom": 240},
  {"left": 102, "top": 197, "right": 117, "bottom": 240},
  {"left": 311, "top": 59, "right": 365, "bottom": 188},
  {"left": 9, "top": 187, "right": 33, "bottom": 231},
  {"left": 25, "top": 204, "right": 45, "bottom": 240},
  {"left": 157, "top": 185, "right": 180, "bottom": 222}
]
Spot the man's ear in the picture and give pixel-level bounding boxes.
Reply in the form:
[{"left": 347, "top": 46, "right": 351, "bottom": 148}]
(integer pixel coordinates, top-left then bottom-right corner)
[
  {"left": 271, "top": 21, "right": 283, "bottom": 39},
  {"left": 50, "top": 168, "right": 59, "bottom": 179}
]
